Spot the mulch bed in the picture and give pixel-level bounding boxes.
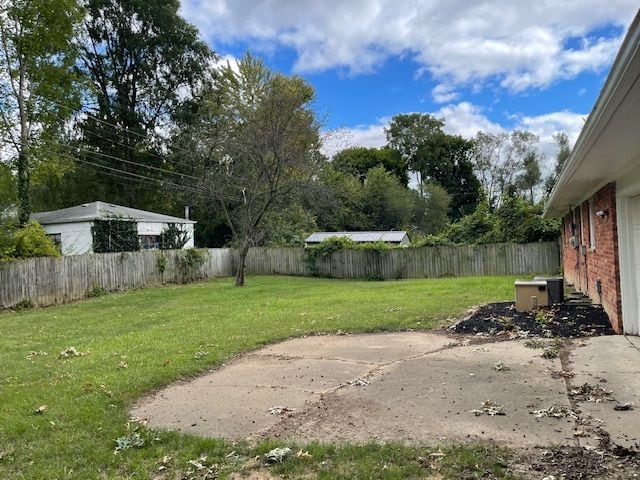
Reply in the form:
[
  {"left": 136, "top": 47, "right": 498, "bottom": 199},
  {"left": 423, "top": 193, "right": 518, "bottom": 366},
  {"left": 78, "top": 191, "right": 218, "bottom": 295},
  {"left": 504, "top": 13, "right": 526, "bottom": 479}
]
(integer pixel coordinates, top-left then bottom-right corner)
[
  {"left": 450, "top": 302, "right": 615, "bottom": 338},
  {"left": 514, "top": 444, "right": 640, "bottom": 480}
]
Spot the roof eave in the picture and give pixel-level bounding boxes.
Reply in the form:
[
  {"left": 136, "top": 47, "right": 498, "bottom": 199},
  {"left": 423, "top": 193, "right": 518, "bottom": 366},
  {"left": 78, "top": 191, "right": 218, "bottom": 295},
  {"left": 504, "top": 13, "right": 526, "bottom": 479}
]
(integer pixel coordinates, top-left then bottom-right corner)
[{"left": 544, "top": 11, "right": 640, "bottom": 219}]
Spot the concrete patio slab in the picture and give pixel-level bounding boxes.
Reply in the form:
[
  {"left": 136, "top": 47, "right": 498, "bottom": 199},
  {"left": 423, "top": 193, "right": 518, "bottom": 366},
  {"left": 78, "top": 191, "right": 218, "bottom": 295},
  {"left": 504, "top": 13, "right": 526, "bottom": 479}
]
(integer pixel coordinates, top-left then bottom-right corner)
[
  {"left": 255, "top": 339, "right": 574, "bottom": 446},
  {"left": 132, "top": 331, "right": 640, "bottom": 449},
  {"left": 256, "top": 331, "right": 454, "bottom": 365},
  {"left": 566, "top": 335, "right": 640, "bottom": 448}
]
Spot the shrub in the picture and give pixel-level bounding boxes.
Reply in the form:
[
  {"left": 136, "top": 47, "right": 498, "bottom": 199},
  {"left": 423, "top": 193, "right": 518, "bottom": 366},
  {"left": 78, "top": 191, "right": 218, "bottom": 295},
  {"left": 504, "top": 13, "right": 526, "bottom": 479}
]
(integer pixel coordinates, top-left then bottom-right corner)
[
  {"left": 178, "top": 248, "right": 207, "bottom": 282},
  {"left": 444, "top": 203, "right": 499, "bottom": 244},
  {"left": 412, "top": 235, "right": 455, "bottom": 247},
  {"left": 306, "top": 236, "right": 358, "bottom": 259},
  {"left": 304, "top": 236, "right": 395, "bottom": 277},
  {"left": 10, "top": 221, "right": 60, "bottom": 259},
  {"left": 159, "top": 223, "right": 189, "bottom": 250}
]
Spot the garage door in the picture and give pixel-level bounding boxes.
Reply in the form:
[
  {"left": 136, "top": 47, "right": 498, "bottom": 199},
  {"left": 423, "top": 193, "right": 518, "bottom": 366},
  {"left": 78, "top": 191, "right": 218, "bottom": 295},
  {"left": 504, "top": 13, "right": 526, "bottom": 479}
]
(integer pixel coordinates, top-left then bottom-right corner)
[{"left": 632, "top": 195, "right": 640, "bottom": 333}]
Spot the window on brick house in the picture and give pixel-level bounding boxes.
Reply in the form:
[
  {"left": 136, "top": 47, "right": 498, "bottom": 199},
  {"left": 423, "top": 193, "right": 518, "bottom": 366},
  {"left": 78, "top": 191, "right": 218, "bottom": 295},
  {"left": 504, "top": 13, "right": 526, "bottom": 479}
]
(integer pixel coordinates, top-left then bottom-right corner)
[
  {"left": 572, "top": 207, "right": 582, "bottom": 244},
  {"left": 588, "top": 200, "right": 596, "bottom": 249}
]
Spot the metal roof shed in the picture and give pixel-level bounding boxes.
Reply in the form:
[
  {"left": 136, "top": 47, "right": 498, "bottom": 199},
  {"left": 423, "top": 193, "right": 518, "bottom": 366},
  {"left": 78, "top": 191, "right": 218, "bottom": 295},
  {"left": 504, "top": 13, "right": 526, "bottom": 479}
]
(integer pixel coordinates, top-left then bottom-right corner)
[{"left": 305, "top": 231, "right": 410, "bottom": 246}]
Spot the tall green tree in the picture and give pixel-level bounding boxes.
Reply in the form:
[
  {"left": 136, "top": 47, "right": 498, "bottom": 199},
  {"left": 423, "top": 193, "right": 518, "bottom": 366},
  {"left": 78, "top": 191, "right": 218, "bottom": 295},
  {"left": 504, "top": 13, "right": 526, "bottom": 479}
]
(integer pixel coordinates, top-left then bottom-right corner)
[
  {"left": 386, "top": 113, "right": 480, "bottom": 218},
  {"left": 362, "top": 166, "right": 415, "bottom": 231},
  {"left": 516, "top": 151, "right": 542, "bottom": 203},
  {"left": 470, "top": 131, "right": 509, "bottom": 207},
  {"left": 419, "top": 133, "right": 481, "bottom": 219},
  {"left": 68, "top": 0, "right": 213, "bottom": 208},
  {"left": 0, "top": 0, "right": 82, "bottom": 224},
  {"left": 0, "top": 162, "right": 16, "bottom": 210},
  {"left": 413, "top": 182, "right": 451, "bottom": 235},
  {"left": 308, "top": 165, "right": 369, "bottom": 231},
  {"left": 332, "top": 146, "right": 408, "bottom": 186},
  {"left": 179, "top": 55, "right": 323, "bottom": 286},
  {"left": 385, "top": 113, "right": 444, "bottom": 192}
]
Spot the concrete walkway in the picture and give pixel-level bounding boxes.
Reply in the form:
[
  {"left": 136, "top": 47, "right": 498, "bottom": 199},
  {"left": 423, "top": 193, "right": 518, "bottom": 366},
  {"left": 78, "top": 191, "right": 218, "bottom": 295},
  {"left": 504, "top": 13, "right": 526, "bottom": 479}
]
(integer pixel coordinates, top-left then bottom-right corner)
[{"left": 132, "top": 332, "right": 640, "bottom": 448}]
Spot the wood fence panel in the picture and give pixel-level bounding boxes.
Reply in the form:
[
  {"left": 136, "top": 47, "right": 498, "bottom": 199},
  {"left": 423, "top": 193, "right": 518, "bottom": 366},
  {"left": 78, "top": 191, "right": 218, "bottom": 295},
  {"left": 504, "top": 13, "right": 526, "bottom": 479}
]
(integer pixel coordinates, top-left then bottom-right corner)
[
  {"left": 243, "top": 242, "right": 559, "bottom": 280},
  {"left": 0, "top": 248, "right": 235, "bottom": 308},
  {"left": 0, "top": 242, "right": 559, "bottom": 308}
]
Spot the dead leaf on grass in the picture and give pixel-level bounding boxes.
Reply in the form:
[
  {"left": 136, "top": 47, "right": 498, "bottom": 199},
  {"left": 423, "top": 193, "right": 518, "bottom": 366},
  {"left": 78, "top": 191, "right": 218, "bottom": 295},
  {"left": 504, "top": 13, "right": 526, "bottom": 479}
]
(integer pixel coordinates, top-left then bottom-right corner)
[
  {"left": 296, "top": 449, "right": 312, "bottom": 459},
  {"left": 58, "top": 346, "right": 88, "bottom": 359},
  {"left": 26, "top": 351, "right": 48, "bottom": 360},
  {"left": 184, "top": 454, "right": 218, "bottom": 479},
  {"left": 265, "top": 447, "right": 292, "bottom": 464}
]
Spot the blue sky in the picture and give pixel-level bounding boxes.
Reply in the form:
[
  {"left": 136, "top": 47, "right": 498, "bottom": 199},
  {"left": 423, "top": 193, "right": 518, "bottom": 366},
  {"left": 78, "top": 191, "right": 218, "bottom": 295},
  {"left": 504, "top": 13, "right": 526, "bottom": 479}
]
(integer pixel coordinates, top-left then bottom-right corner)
[{"left": 180, "top": 1, "right": 638, "bottom": 163}]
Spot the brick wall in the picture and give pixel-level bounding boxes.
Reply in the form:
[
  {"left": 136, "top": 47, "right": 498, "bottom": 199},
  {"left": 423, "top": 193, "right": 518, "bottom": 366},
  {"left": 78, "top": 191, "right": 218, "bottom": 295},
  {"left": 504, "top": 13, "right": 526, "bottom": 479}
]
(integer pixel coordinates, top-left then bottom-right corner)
[{"left": 561, "top": 183, "right": 623, "bottom": 332}]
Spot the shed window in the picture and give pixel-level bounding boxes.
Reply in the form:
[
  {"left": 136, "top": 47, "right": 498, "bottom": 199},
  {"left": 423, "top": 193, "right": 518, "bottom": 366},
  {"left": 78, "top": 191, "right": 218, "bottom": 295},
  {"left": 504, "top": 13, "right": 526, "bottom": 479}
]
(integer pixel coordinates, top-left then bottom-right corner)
[{"left": 139, "top": 235, "right": 160, "bottom": 250}]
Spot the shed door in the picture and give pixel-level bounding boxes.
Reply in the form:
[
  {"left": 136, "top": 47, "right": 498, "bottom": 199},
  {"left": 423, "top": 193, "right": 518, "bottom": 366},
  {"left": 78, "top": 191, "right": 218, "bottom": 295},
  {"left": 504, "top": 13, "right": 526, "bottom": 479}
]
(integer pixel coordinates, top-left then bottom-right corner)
[{"left": 632, "top": 195, "right": 640, "bottom": 333}]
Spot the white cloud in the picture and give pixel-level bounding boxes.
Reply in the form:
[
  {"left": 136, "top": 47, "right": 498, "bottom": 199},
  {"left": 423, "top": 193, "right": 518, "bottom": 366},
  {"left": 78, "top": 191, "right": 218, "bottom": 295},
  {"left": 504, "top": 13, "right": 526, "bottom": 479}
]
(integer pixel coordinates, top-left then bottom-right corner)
[
  {"left": 513, "top": 110, "right": 586, "bottom": 163},
  {"left": 211, "top": 53, "right": 241, "bottom": 74},
  {"left": 181, "top": 0, "right": 637, "bottom": 91},
  {"left": 433, "top": 102, "right": 504, "bottom": 138},
  {"left": 432, "top": 84, "right": 459, "bottom": 103},
  {"left": 320, "top": 121, "right": 388, "bottom": 158}
]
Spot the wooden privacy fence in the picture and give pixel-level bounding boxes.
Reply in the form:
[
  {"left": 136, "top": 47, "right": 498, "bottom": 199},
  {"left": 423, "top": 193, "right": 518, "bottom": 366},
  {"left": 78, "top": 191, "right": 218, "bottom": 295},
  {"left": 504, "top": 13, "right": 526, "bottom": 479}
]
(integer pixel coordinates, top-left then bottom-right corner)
[
  {"left": 243, "top": 242, "right": 560, "bottom": 279},
  {"left": 0, "top": 249, "right": 234, "bottom": 308},
  {"left": 0, "top": 242, "right": 559, "bottom": 308}
]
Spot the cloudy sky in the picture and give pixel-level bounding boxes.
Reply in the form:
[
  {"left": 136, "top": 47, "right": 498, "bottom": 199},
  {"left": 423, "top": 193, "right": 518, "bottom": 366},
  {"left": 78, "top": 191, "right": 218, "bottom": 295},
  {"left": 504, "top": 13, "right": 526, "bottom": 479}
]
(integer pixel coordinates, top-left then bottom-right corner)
[{"left": 180, "top": 1, "right": 638, "bottom": 163}]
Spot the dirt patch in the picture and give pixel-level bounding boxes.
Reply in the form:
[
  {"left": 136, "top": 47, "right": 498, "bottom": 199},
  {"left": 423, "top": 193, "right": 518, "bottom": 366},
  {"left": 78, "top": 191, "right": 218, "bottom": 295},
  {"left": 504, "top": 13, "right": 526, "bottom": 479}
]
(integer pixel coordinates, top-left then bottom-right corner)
[{"left": 450, "top": 302, "right": 615, "bottom": 338}]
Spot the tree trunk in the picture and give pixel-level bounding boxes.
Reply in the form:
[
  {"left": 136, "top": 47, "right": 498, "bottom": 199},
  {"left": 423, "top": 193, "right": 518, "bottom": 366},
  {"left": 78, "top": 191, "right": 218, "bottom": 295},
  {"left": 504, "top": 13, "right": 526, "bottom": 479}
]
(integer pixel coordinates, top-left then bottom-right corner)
[
  {"left": 17, "top": 150, "right": 30, "bottom": 225},
  {"left": 17, "top": 56, "right": 30, "bottom": 226},
  {"left": 235, "top": 243, "right": 250, "bottom": 287}
]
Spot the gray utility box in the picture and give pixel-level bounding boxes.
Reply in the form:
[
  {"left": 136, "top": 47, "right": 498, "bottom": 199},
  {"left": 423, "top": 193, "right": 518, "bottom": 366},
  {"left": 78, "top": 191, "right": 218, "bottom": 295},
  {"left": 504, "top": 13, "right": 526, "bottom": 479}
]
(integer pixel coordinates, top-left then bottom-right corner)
[{"left": 534, "top": 277, "right": 564, "bottom": 304}]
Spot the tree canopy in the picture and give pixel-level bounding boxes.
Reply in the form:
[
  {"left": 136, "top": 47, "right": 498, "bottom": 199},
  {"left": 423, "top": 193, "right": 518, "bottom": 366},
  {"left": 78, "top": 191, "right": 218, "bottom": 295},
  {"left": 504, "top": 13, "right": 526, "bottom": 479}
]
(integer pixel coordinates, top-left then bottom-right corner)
[
  {"left": 0, "top": 1, "right": 565, "bottom": 263},
  {"left": 0, "top": 0, "right": 83, "bottom": 224},
  {"left": 333, "top": 146, "right": 408, "bottom": 186},
  {"left": 177, "top": 54, "right": 322, "bottom": 285}
]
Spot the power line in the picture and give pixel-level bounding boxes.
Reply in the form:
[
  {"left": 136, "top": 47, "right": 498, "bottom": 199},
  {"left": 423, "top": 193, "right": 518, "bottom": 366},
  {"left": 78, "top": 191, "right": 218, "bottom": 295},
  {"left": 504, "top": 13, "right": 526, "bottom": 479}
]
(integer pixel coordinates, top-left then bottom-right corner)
[
  {"left": 78, "top": 165, "right": 214, "bottom": 202},
  {"left": 75, "top": 150, "right": 242, "bottom": 202},
  {"left": 73, "top": 156, "right": 213, "bottom": 198},
  {"left": 34, "top": 92, "right": 249, "bottom": 183},
  {"left": 13, "top": 133, "right": 243, "bottom": 202}
]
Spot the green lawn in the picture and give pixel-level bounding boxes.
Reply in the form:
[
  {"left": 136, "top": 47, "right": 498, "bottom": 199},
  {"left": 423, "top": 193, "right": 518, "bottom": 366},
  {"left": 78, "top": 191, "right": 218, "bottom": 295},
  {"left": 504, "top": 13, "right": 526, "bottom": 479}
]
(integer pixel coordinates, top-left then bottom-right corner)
[{"left": 0, "top": 275, "right": 521, "bottom": 479}]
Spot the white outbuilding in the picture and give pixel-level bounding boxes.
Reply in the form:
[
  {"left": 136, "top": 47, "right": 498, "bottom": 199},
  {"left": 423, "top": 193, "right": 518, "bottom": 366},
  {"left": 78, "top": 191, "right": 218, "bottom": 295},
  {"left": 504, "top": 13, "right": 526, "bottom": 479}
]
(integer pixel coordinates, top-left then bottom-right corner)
[{"left": 32, "top": 201, "right": 196, "bottom": 255}]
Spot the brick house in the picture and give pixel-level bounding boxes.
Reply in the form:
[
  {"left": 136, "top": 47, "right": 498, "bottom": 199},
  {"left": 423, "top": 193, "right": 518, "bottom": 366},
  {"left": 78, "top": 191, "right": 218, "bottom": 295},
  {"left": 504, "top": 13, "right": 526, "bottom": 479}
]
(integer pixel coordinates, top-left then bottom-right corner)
[{"left": 544, "top": 12, "right": 640, "bottom": 334}]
